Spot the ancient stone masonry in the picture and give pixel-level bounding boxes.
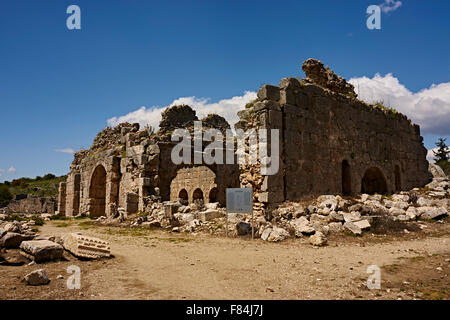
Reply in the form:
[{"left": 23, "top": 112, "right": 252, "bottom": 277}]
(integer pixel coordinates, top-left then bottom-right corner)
[
  {"left": 59, "top": 58, "right": 430, "bottom": 218},
  {"left": 6, "top": 195, "right": 56, "bottom": 214},
  {"left": 59, "top": 110, "right": 239, "bottom": 218},
  {"left": 236, "top": 58, "right": 430, "bottom": 211}
]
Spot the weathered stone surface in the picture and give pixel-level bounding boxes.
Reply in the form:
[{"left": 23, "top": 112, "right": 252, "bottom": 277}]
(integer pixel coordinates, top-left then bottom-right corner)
[
  {"left": 429, "top": 162, "right": 446, "bottom": 178},
  {"left": 328, "top": 222, "right": 344, "bottom": 233},
  {"left": 406, "top": 207, "right": 419, "bottom": 220},
  {"left": 418, "top": 207, "right": 448, "bottom": 220},
  {"left": 344, "top": 221, "right": 362, "bottom": 235},
  {"left": 290, "top": 217, "right": 315, "bottom": 236},
  {"left": 257, "top": 84, "right": 280, "bottom": 101},
  {"left": 343, "top": 211, "right": 361, "bottom": 222},
  {"left": 302, "top": 58, "right": 356, "bottom": 96},
  {"left": 20, "top": 240, "right": 64, "bottom": 262},
  {"left": 0, "top": 232, "right": 31, "bottom": 249},
  {"left": 261, "top": 227, "right": 289, "bottom": 242},
  {"left": 199, "top": 209, "right": 222, "bottom": 222},
  {"left": 388, "top": 207, "right": 406, "bottom": 216},
  {"left": 0, "top": 249, "right": 30, "bottom": 266},
  {"left": 62, "top": 233, "right": 110, "bottom": 259},
  {"left": 353, "top": 219, "right": 371, "bottom": 230},
  {"left": 309, "top": 231, "right": 327, "bottom": 246},
  {"left": 24, "top": 269, "right": 50, "bottom": 286}
]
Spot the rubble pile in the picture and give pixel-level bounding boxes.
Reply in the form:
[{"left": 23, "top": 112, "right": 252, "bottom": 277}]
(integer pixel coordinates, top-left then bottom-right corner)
[
  {"left": 113, "top": 174, "right": 449, "bottom": 247},
  {"left": 0, "top": 215, "right": 111, "bottom": 286}
]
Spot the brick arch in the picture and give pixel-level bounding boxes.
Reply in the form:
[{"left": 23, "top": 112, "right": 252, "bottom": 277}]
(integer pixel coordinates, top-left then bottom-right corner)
[{"left": 170, "top": 165, "right": 217, "bottom": 203}]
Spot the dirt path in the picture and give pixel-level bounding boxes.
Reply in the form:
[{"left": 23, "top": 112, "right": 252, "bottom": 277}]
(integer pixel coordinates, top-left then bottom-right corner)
[{"left": 1, "top": 221, "right": 449, "bottom": 300}]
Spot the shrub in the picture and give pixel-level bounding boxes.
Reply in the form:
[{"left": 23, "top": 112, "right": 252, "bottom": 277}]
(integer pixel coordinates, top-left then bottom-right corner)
[{"left": 0, "top": 184, "right": 13, "bottom": 207}]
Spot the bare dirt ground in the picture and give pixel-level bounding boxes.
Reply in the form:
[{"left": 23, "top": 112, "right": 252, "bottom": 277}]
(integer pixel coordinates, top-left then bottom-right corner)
[{"left": 1, "top": 219, "right": 448, "bottom": 300}]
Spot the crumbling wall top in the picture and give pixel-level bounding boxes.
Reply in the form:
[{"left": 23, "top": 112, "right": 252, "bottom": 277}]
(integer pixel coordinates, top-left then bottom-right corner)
[{"left": 301, "top": 58, "right": 356, "bottom": 97}]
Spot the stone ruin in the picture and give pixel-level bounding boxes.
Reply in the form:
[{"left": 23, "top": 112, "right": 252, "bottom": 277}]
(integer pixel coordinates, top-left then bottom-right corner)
[{"left": 58, "top": 58, "right": 431, "bottom": 219}]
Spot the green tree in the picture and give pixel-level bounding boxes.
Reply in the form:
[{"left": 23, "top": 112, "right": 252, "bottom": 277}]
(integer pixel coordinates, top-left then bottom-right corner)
[
  {"left": 0, "top": 184, "right": 12, "bottom": 207},
  {"left": 433, "top": 138, "right": 450, "bottom": 163}
]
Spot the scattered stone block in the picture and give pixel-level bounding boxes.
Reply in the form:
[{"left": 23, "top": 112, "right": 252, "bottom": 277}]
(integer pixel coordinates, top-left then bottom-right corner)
[
  {"left": 0, "top": 232, "right": 31, "bottom": 249},
  {"left": 199, "top": 209, "right": 222, "bottom": 222},
  {"left": 344, "top": 221, "right": 362, "bottom": 236},
  {"left": 20, "top": 240, "right": 64, "bottom": 262},
  {"left": 353, "top": 219, "right": 371, "bottom": 230},
  {"left": 309, "top": 232, "right": 327, "bottom": 246},
  {"left": 24, "top": 269, "right": 50, "bottom": 286},
  {"left": 62, "top": 233, "right": 110, "bottom": 259}
]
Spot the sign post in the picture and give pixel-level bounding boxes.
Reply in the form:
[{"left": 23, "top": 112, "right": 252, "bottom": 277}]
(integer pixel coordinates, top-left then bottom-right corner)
[{"left": 226, "top": 188, "right": 253, "bottom": 239}]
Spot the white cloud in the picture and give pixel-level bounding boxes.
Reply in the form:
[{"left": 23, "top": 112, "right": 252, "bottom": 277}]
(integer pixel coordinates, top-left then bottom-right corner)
[
  {"left": 107, "top": 91, "right": 257, "bottom": 131},
  {"left": 55, "top": 148, "right": 75, "bottom": 154},
  {"left": 427, "top": 148, "right": 438, "bottom": 162},
  {"left": 7, "top": 167, "right": 16, "bottom": 174},
  {"left": 349, "top": 74, "right": 450, "bottom": 135},
  {"left": 380, "top": 0, "right": 402, "bottom": 13}
]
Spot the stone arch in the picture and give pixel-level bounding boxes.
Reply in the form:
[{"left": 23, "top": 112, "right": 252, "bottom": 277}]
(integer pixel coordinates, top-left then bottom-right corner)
[
  {"left": 341, "top": 160, "right": 351, "bottom": 195},
  {"left": 178, "top": 189, "right": 188, "bottom": 202},
  {"left": 209, "top": 187, "right": 218, "bottom": 203},
  {"left": 169, "top": 165, "right": 217, "bottom": 203},
  {"left": 193, "top": 188, "right": 204, "bottom": 201},
  {"left": 361, "top": 167, "right": 388, "bottom": 194},
  {"left": 89, "top": 165, "right": 107, "bottom": 217},
  {"left": 394, "top": 165, "right": 402, "bottom": 191}
]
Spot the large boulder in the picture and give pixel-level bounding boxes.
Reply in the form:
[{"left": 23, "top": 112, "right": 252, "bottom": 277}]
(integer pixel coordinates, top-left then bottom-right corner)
[
  {"left": 418, "top": 207, "right": 448, "bottom": 220},
  {"left": 62, "top": 233, "right": 110, "bottom": 259},
  {"left": 24, "top": 269, "right": 50, "bottom": 286},
  {"left": 0, "top": 249, "right": 30, "bottom": 266},
  {"left": 343, "top": 211, "right": 361, "bottom": 222},
  {"left": 309, "top": 232, "right": 327, "bottom": 246},
  {"left": 290, "top": 217, "right": 315, "bottom": 236},
  {"left": 353, "top": 219, "right": 371, "bottom": 230},
  {"left": 0, "top": 232, "right": 32, "bottom": 249},
  {"left": 261, "top": 227, "right": 290, "bottom": 242},
  {"left": 344, "top": 221, "right": 362, "bottom": 236},
  {"left": 199, "top": 209, "right": 222, "bottom": 222},
  {"left": 20, "top": 240, "right": 64, "bottom": 262}
]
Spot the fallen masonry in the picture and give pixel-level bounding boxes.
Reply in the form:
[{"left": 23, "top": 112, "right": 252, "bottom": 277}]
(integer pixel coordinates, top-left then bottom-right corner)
[{"left": 62, "top": 233, "right": 111, "bottom": 259}]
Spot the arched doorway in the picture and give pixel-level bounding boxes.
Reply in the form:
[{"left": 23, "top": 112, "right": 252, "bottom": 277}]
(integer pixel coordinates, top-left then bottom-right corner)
[
  {"left": 89, "top": 165, "right": 107, "bottom": 217},
  {"left": 178, "top": 189, "right": 188, "bottom": 202},
  {"left": 209, "top": 187, "right": 218, "bottom": 203},
  {"left": 193, "top": 188, "right": 204, "bottom": 202},
  {"left": 394, "top": 165, "right": 402, "bottom": 191},
  {"left": 342, "top": 160, "right": 351, "bottom": 195},
  {"left": 361, "top": 167, "right": 388, "bottom": 194}
]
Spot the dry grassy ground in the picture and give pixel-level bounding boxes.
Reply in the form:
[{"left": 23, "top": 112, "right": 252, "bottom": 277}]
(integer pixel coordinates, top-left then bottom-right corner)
[{"left": 0, "top": 219, "right": 448, "bottom": 300}]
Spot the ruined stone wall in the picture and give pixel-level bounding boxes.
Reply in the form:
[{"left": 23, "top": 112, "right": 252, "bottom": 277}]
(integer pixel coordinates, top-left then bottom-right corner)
[
  {"left": 247, "top": 77, "right": 430, "bottom": 205},
  {"left": 6, "top": 195, "right": 56, "bottom": 214}
]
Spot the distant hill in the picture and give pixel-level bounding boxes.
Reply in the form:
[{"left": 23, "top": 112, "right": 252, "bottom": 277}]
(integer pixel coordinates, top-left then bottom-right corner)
[{"left": 0, "top": 174, "right": 67, "bottom": 207}]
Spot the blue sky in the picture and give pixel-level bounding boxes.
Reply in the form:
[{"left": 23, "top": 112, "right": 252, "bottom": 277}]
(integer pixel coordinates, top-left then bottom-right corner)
[{"left": 0, "top": 0, "right": 449, "bottom": 181}]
